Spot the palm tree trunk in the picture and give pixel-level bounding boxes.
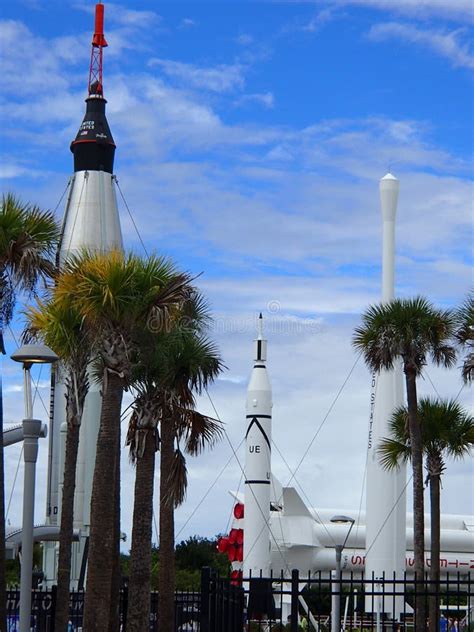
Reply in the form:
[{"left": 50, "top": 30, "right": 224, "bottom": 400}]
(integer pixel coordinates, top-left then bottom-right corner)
[
  {"left": 429, "top": 467, "right": 441, "bottom": 632},
  {"left": 127, "top": 429, "right": 156, "bottom": 632},
  {"left": 158, "top": 419, "right": 175, "bottom": 632},
  {"left": 83, "top": 370, "right": 124, "bottom": 632},
  {"left": 108, "top": 435, "right": 121, "bottom": 632},
  {"left": 404, "top": 367, "right": 426, "bottom": 630},
  {"left": 54, "top": 419, "right": 80, "bottom": 632}
]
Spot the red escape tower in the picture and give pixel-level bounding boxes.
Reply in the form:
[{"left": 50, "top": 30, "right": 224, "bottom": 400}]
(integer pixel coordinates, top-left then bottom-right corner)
[{"left": 88, "top": 3, "right": 108, "bottom": 96}]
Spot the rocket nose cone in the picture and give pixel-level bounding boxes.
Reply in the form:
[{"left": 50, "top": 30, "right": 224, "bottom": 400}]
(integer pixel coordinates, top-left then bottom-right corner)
[
  {"left": 381, "top": 172, "right": 398, "bottom": 182},
  {"left": 380, "top": 172, "right": 399, "bottom": 220}
]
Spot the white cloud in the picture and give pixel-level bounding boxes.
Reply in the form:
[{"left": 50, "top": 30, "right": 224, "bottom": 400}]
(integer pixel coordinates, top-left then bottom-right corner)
[
  {"left": 368, "top": 22, "right": 474, "bottom": 69},
  {"left": 148, "top": 58, "right": 246, "bottom": 93},
  {"left": 73, "top": 2, "right": 161, "bottom": 28},
  {"left": 0, "top": 21, "right": 72, "bottom": 96},
  {"left": 297, "top": 7, "right": 338, "bottom": 32},
  {"left": 301, "top": 7, "right": 334, "bottom": 33},
  {"left": 235, "top": 92, "right": 275, "bottom": 108},
  {"left": 321, "top": 0, "right": 474, "bottom": 24},
  {"left": 180, "top": 18, "right": 197, "bottom": 29}
]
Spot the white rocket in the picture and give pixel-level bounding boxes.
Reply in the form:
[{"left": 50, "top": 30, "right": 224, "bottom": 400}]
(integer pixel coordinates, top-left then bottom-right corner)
[
  {"left": 364, "top": 174, "right": 406, "bottom": 608},
  {"left": 244, "top": 314, "right": 272, "bottom": 577},
  {"left": 43, "top": 3, "right": 123, "bottom": 587}
]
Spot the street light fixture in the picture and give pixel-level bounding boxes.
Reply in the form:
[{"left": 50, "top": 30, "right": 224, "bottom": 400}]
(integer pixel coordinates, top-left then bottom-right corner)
[
  {"left": 330, "top": 515, "right": 355, "bottom": 632},
  {"left": 11, "top": 343, "right": 59, "bottom": 632}
]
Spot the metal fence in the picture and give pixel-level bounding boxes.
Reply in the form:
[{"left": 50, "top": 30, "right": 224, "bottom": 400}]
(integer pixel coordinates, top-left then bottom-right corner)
[
  {"left": 6, "top": 570, "right": 473, "bottom": 632},
  {"left": 6, "top": 587, "right": 201, "bottom": 631},
  {"left": 199, "top": 569, "right": 474, "bottom": 632}
]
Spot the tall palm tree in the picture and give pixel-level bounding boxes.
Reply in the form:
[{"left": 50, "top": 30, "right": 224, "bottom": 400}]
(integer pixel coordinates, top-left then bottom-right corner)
[
  {"left": 158, "top": 335, "right": 223, "bottom": 632},
  {"left": 378, "top": 398, "right": 474, "bottom": 632},
  {"left": 0, "top": 193, "right": 59, "bottom": 629},
  {"left": 353, "top": 297, "right": 456, "bottom": 630},
  {"left": 126, "top": 311, "right": 223, "bottom": 632},
  {"left": 54, "top": 250, "right": 193, "bottom": 632},
  {"left": 454, "top": 292, "right": 474, "bottom": 384},
  {"left": 26, "top": 298, "right": 90, "bottom": 632}
]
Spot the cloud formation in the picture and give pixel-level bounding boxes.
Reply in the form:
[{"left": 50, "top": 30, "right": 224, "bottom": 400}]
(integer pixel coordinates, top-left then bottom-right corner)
[
  {"left": 368, "top": 22, "right": 474, "bottom": 69},
  {"left": 321, "top": 0, "right": 474, "bottom": 24},
  {"left": 148, "top": 58, "right": 246, "bottom": 93}
]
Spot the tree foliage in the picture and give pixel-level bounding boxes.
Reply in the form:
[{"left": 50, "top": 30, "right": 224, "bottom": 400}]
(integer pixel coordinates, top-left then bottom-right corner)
[{"left": 455, "top": 291, "right": 474, "bottom": 384}]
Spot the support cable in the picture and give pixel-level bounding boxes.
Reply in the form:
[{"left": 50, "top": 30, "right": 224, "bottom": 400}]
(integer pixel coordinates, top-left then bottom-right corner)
[
  {"left": 52, "top": 180, "right": 71, "bottom": 215},
  {"left": 149, "top": 439, "right": 245, "bottom": 575},
  {"left": 281, "top": 352, "right": 362, "bottom": 492},
  {"left": 64, "top": 173, "right": 87, "bottom": 256},
  {"left": 271, "top": 440, "right": 337, "bottom": 548},
  {"left": 114, "top": 179, "right": 149, "bottom": 257},
  {"left": 175, "top": 439, "right": 245, "bottom": 542},
  {"left": 364, "top": 474, "right": 412, "bottom": 558}
]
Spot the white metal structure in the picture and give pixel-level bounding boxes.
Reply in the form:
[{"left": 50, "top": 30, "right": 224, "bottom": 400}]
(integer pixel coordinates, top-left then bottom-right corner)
[
  {"left": 364, "top": 173, "right": 406, "bottom": 616},
  {"left": 244, "top": 314, "right": 273, "bottom": 577}
]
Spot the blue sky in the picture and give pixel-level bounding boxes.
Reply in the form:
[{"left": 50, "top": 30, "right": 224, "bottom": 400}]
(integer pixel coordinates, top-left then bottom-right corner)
[{"left": 1, "top": 1, "right": 473, "bottom": 544}]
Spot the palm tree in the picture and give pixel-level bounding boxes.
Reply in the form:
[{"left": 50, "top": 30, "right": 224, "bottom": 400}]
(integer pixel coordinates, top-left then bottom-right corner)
[
  {"left": 26, "top": 298, "right": 90, "bottom": 632},
  {"left": 126, "top": 307, "right": 223, "bottom": 632},
  {"left": 454, "top": 292, "right": 474, "bottom": 384},
  {"left": 53, "top": 250, "right": 193, "bottom": 632},
  {"left": 378, "top": 398, "right": 474, "bottom": 632},
  {"left": 0, "top": 193, "right": 59, "bottom": 629},
  {"left": 353, "top": 297, "right": 456, "bottom": 630}
]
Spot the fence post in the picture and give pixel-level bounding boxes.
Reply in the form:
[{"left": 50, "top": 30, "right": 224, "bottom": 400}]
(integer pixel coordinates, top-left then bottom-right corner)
[
  {"left": 291, "top": 569, "right": 299, "bottom": 632},
  {"left": 200, "top": 567, "right": 211, "bottom": 632},
  {"left": 50, "top": 584, "right": 57, "bottom": 632}
]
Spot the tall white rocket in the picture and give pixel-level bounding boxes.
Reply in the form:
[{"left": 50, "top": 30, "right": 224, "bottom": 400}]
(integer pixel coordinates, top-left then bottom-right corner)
[
  {"left": 244, "top": 314, "right": 272, "bottom": 577},
  {"left": 43, "top": 3, "right": 123, "bottom": 587},
  {"left": 365, "top": 174, "right": 406, "bottom": 613}
]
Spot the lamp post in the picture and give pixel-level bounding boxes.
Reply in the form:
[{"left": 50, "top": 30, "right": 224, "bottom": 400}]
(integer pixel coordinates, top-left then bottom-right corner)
[
  {"left": 330, "top": 515, "right": 355, "bottom": 632},
  {"left": 11, "top": 344, "right": 58, "bottom": 632}
]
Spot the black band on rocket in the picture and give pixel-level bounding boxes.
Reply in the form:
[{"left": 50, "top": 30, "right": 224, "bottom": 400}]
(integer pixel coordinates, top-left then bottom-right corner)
[
  {"left": 245, "top": 480, "right": 271, "bottom": 485},
  {"left": 246, "top": 414, "right": 271, "bottom": 419}
]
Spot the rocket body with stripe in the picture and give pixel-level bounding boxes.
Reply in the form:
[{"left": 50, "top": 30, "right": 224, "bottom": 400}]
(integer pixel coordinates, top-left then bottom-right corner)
[
  {"left": 43, "top": 3, "right": 123, "bottom": 587},
  {"left": 244, "top": 315, "right": 272, "bottom": 577},
  {"left": 364, "top": 173, "right": 406, "bottom": 617}
]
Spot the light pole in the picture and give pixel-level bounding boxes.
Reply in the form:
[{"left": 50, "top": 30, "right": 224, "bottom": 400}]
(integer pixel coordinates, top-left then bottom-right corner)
[
  {"left": 330, "top": 515, "right": 355, "bottom": 632},
  {"left": 11, "top": 344, "right": 58, "bottom": 632}
]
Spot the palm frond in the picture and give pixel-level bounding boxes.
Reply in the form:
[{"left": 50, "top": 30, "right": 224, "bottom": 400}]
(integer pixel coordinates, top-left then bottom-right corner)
[
  {"left": 353, "top": 297, "right": 456, "bottom": 375},
  {"left": 378, "top": 397, "right": 473, "bottom": 472},
  {"left": 175, "top": 407, "right": 223, "bottom": 455},
  {"left": 378, "top": 438, "right": 411, "bottom": 470},
  {"left": 0, "top": 193, "right": 59, "bottom": 326},
  {"left": 165, "top": 446, "right": 188, "bottom": 509},
  {"left": 454, "top": 292, "right": 474, "bottom": 347}
]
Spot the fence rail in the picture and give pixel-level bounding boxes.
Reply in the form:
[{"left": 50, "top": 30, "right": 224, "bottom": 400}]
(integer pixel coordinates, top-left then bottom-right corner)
[{"left": 6, "top": 570, "right": 473, "bottom": 631}]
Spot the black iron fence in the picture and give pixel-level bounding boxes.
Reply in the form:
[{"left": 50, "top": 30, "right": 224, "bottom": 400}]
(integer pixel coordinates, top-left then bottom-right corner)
[
  {"left": 6, "top": 587, "right": 201, "bottom": 631},
  {"left": 6, "top": 570, "right": 473, "bottom": 631},
  {"left": 201, "top": 569, "right": 474, "bottom": 632}
]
